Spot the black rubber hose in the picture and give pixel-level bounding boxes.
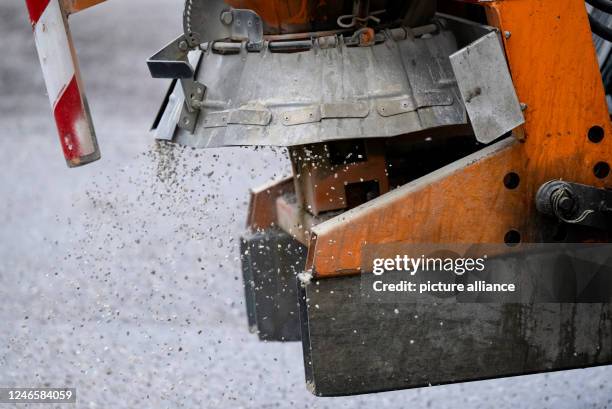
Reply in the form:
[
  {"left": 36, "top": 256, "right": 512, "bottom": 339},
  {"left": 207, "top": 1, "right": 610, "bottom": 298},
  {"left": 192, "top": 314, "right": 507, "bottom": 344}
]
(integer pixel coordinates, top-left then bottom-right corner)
[
  {"left": 589, "top": 13, "right": 612, "bottom": 42},
  {"left": 586, "top": 0, "right": 612, "bottom": 14}
]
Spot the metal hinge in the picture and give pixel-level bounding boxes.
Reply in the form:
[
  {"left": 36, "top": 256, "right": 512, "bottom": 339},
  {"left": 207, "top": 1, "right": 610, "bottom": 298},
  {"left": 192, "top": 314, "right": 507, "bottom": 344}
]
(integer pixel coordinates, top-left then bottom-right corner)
[{"left": 147, "top": 35, "right": 206, "bottom": 133}]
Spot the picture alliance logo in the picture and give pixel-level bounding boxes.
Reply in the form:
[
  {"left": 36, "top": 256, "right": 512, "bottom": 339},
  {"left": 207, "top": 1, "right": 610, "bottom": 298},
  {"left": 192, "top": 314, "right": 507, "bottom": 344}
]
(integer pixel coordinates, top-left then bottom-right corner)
[{"left": 371, "top": 253, "right": 488, "bottom": 276}]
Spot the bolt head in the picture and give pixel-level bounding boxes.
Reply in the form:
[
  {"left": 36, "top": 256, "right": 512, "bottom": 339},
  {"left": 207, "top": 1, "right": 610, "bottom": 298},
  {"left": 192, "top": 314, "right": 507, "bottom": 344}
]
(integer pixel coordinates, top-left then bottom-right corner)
[
  {"left": 178, "top": 40, "right": 189, "bottom": 51},
  {"left": 558, "top": 195, "right": 575, "bottom": 212},
  {"left": 504, "top": 31, "right": 511, "bottom": 39},
  {"left": 221, "top": 11, "right": 233, "bottom": 25}
]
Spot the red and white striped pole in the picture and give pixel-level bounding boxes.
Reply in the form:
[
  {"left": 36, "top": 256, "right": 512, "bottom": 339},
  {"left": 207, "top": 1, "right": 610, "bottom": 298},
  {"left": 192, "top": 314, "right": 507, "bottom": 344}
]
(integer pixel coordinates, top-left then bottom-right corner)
[{"left": 25, "top": 0, "right": 100, "bottom": 167}]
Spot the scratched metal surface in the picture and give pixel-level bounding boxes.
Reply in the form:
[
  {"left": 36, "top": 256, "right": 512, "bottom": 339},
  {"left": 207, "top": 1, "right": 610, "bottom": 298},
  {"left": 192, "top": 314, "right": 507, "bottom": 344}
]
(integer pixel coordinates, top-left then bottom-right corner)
[{"left": 171, "top": 29, "right": 467, "bottom": 148}]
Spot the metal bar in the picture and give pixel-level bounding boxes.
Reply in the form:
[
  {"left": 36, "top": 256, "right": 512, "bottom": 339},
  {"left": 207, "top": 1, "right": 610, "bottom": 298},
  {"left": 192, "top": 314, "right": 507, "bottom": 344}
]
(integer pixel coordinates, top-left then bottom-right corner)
[
  {"left": 299, "top": 271, "right": 612, "bottom": 396},
  {"left": 25, "top": 0, "right": 100, "bottom": 167},
  {"left": 247, "top": 177, "right": 295, "bottom": 231}
]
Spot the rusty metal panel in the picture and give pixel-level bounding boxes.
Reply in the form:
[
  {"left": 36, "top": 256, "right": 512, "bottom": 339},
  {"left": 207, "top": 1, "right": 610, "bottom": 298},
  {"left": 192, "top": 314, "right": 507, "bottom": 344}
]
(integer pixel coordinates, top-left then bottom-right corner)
[{"left": 247, "top": 177, "right": 295, "bottom": 230}]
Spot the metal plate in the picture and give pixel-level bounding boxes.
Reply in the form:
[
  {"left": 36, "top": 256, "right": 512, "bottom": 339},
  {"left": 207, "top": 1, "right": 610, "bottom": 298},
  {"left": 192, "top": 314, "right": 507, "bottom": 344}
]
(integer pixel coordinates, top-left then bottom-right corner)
[
  {"left": 165, "top": 28, "right": 466, "bottom": 147},
  {"left": 146, "top": 35, "right": 193, "bottom": 79},
  {"left": 152, "top": 79, "right": 183, "bottom": 140},
  {"left": 376, "top": 92, "right": 454, "bottom": 117},
  {"left": 183, "top": 0, "right": 227, "bottom": 47},
  {"left": 281, "top": 102, "right": 370, "bottom": 126},
  {"left": 240, "top": 229, "right": 306, "bottom": 341},
  {"left": 184, "top": 0, "right": 263, "bottom": 47},
  {"left": 299, "top": 256, "right": 612, "bottom": 396},
  {"left": 450, "top": 31, "right": 525, "bottom": 143},
  {"left": 203, "top": 108, "right": 272, "bottom": 128},
  {"left": 151, "top": 50, "right": 202, "bottom": 139}
]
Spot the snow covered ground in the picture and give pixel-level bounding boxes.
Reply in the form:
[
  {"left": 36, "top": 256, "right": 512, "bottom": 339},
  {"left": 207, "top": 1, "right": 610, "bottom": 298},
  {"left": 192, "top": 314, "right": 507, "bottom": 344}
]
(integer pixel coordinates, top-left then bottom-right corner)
[{"left": 0, "top": 0, "right": 611, "bottom": 407}]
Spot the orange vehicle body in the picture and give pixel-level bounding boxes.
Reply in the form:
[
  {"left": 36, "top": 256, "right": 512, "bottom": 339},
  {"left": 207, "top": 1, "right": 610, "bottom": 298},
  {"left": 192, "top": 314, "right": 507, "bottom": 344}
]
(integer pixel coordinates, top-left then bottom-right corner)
[
  {"left": 306, "top": 0, "right": 612, "bottom": 277},
  {"left": 246, "top": 0, "right": 612, "bottom": 278}
]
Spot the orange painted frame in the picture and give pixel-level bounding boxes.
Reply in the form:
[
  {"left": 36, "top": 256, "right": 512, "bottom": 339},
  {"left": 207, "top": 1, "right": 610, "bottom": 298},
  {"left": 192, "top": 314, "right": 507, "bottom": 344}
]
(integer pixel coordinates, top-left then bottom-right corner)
[
  {"left": 306, "top": 0, "right": 612, "bottom": 278},
  {"left": 62, "top": 0, "right": 106, "bottom": 14},
  {"left": 247, "top": 177, "right": 295, "bottom": 231}
]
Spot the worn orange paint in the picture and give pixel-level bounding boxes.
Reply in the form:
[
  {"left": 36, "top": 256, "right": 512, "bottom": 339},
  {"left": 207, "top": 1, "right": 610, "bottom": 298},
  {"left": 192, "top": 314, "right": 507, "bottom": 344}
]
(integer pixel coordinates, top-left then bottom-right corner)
[
  {"left": 291, "top": 142, "right": 389, "bottom": 215},
  {"left": 227, "top": 0, "right": 314, "bottom": 29},
  {"left": 62, "top": 0, "right": 105, "bottom": 14},
  {"left": 307, "top": 0, "right": 612, "bottom": 277},
  {"left": 247, "top": 177, "right": 294, "bottom": 230}
]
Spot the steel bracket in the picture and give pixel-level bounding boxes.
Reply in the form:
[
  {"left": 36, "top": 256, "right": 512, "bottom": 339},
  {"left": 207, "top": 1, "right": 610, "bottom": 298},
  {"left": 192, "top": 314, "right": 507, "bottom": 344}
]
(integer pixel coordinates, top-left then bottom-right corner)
[
  {"left": 281, "top": 102, "right": 370, "bottom": 126},
  {"left": 148, "top": 38, "right": 206, "bottom": 134},
  {"left": 147, "top": 35, "right": 194, "bottom": 79},
  {"left": 376, "top": 92, "right": 454, "bottom": 117},
  {"left": 223, "top": 9, "right": 264, "bottom": 50},
  {"left": 178, "top": 79, "right": 206, "bottom": 132},
  {"left": 450, "top": 29, "right": 525, "bottom": 143},
  {"left": 202, "top": 108, "right": 272, "bottom": 128},
  {"left": 184, "top": 0, "right": 264, "bottom": 49},
  {"left": 536, "top": 180, "right": 612, "bottom": 230}
]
